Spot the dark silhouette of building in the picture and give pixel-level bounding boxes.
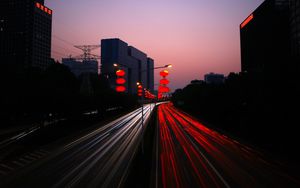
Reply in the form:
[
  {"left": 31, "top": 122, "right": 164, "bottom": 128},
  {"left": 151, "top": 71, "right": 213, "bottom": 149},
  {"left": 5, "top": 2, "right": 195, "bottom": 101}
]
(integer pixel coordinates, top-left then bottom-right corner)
[
  {"left": 240, "top": 0, "right": 292, "bottom": 81},
  {"left": 0, "top": 0, "right": 52, "bottom": 70},
  {"left": 290, "top": 0, "right": 300, "bottom": 68},
  {"left": 101, "top": 38, "right": 155, "bottom": 93},
  {"left": 147, "top": 58, "right": 154, "bottom": 92},
  {"left": 62, "top": 58, "right": 98, "bottom": 77},
  {"left": 204, "top": 73, "right": 225, "bottom": 84}
]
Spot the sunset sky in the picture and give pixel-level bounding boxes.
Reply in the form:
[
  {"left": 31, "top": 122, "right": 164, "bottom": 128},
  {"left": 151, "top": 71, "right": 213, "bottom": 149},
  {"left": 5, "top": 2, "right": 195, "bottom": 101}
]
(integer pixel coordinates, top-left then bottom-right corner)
[{"left": 46, "top": 0, "right": 263, "bottom": 90}]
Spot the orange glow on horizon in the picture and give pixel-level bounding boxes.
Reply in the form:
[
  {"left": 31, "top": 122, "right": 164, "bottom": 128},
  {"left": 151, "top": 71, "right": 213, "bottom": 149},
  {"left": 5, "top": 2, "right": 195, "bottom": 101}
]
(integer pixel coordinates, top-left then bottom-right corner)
[{"left": 240, "top": 14, "right": 254, "bottom": 29}]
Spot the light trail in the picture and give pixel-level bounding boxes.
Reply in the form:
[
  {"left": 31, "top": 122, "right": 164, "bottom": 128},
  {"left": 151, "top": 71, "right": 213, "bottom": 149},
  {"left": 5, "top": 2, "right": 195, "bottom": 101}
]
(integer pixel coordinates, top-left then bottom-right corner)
[
  {"left": 1, "top": 104, "right": 156, "bottom": 188},
  {"left": 157, "top": 103, "right": 300, "bottom": 188}
]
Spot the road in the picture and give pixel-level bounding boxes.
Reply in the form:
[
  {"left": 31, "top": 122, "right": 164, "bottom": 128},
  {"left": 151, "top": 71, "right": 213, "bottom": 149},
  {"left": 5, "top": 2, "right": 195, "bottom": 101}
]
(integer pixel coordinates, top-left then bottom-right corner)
[
  {"left": 0, "top": 104, "right": 155, "bottom": 188},
  {"left": 156, "top": 103, "right": 300, "bottom": 188}
]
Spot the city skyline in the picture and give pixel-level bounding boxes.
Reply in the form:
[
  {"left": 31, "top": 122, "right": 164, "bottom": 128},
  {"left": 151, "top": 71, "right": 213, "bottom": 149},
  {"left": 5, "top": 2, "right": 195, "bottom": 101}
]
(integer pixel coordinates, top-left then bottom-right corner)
[{"left": 46, "top": 0, "right": 263, "bottom": 90}]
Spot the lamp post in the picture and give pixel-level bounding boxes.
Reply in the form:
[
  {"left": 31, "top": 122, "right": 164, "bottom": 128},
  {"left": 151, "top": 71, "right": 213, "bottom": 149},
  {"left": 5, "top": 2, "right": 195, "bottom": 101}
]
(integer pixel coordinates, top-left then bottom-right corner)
[
  {"left": 137, "top": 82, "right": 145, "bottom": 153},
  {"left": 113, "top": 63, "right": 172, "bottom": 153},
  {"left": 113, "top": 63, "right": 172, "bottom": 95}
]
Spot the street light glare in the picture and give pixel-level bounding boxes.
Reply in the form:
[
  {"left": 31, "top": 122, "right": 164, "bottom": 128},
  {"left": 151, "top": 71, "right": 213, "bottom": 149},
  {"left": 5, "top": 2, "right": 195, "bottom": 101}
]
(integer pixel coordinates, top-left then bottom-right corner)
[
  {"left": 136, "top": 82, "right": 141, "bottom": 85},
  {"left": 113, "top": 63, "right": 118, "bottom": 67},
  {"left": 165, "top": 64, "right": 172, "bottom": 68}
]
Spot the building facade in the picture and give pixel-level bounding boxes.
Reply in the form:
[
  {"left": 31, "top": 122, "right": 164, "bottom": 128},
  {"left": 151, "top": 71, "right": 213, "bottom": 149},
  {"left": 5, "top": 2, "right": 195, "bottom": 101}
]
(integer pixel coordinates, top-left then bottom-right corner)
[
  {"left": 147, "top": 58, "right": 154, "bottom": 92},
  {"left": 290, "top": 0, "right": 300, "bottom": 62},
  {"left": 0, "top": 0, "right": 52, "bottom": 70},
  {"left": 101, "top": 38, "right": 154, "bottom": 93},
  {"left": 240, "top": 0, "right": 290, "bottom": 80},
  {"left": 240, "top": 0, "right": 300, "bottom": 82}
]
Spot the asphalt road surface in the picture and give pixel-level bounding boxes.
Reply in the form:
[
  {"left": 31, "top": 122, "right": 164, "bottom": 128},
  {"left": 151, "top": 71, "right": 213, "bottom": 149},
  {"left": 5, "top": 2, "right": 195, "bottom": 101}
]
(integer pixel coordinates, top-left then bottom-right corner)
[
  {"left": 156, "top": 103, "right": 300, "bottom": 188},
  {"left": 0, "top": 104, "right": 155, "bottom": 188}
]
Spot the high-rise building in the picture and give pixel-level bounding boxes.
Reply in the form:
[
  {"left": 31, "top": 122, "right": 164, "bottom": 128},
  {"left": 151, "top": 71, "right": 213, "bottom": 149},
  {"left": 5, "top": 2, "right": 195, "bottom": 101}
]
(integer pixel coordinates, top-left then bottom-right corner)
[
  {"left": 290, "top": 0, "right": 300, "bottom": 62},
  {"left": 147, "top": 58, "right": 154, "bottom": 92},
  {"left": 101, "top": 38, "right": 155, "bottom": 93},
  {"left": 0, "top": 0, "right": 53, "bottom": 70},
  {"left": 240, "top": 0, "right": 291, "bottom": 80}
]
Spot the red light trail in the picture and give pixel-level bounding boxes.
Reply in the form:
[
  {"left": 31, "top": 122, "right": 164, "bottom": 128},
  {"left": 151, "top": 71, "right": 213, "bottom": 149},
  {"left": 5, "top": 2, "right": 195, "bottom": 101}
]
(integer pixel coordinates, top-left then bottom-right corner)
[{"left": 157, "top": 103, "right": 300, "bottom": 188}]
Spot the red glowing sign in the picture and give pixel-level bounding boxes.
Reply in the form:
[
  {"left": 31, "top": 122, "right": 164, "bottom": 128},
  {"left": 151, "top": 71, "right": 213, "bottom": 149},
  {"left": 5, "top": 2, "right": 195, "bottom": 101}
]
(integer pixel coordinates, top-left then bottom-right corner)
[
  {"left": 160, "top": 70, "right": 169, "bottom": 77},
  {"left": 116, "top": 78, "right": 126, "bottom": 85},
  {"left": 116, "top": 69, "right": 125, "bottom": 77},
  {"left": 137, "top": 85, "right": 142, "bottom": 89},
  {"left": 35, "top": 2, "right": 52, "bottom": 15},
  {"left": 241, "top": 14, "right": 254, "bottom": 29},
  {"left": 116, "top": 86, "right": 126, "bottom": 92}
]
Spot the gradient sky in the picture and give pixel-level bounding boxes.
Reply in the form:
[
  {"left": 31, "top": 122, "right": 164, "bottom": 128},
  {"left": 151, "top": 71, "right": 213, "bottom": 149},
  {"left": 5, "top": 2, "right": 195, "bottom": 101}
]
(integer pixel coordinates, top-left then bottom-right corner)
[{"left": 46, "top": 0, "right": 263, "bottom": 90}]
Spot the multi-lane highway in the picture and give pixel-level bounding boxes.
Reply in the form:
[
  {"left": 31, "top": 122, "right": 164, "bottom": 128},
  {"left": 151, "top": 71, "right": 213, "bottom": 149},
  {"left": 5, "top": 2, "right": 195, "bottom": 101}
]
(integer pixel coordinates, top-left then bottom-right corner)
[
  {"left": 0, "top": 104, "right": 155, "bottom": 188},
  {"left": 156, "top": 103, "right": 300, "bottom": 188}
]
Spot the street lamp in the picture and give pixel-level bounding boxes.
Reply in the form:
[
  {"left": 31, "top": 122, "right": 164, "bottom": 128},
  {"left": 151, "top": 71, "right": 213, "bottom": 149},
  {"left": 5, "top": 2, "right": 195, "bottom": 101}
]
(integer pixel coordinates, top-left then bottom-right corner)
[
  {"left": 153, "top": 64, "right": 172, "bottom": 69},
  {"left": 137, "top": 81, "right": 145, "bottom": 153},
  {"left": 113, "top": 63, "right": 172, "bottom": 70}
]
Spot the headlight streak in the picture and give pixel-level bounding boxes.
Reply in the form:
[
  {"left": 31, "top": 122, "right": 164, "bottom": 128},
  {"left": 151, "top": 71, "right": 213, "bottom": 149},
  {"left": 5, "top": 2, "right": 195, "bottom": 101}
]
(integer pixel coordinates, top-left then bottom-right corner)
[{"left": 1, "top": 104, "right": 156, "bottom": 188}]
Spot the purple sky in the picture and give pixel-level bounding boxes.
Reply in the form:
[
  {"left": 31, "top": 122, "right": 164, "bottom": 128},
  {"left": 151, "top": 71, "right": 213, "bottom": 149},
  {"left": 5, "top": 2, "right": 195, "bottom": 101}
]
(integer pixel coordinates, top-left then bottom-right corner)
[{"left": 46, "top": 0, "right": 263, "bottom": 90}]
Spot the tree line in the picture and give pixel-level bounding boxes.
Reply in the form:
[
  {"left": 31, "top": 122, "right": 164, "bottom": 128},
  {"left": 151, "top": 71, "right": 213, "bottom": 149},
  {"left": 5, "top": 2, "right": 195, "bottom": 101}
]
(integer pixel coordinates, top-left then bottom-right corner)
[
  {"left": 172, "top": 72, "right": 300, "bottom": 159},
  {"left": 0, "top": 62, "right": 138, "bottom": 128}
]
